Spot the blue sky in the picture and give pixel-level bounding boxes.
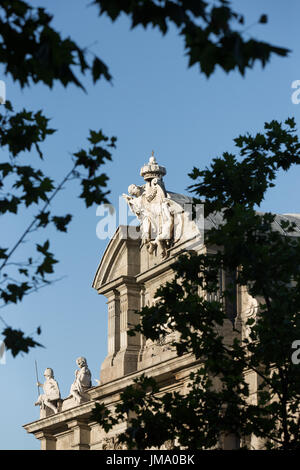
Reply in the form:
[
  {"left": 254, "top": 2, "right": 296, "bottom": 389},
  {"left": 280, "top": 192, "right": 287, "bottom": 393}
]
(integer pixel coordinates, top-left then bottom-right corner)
[{"left": 0, "top": 0, "right": 299, "bottom": 449}]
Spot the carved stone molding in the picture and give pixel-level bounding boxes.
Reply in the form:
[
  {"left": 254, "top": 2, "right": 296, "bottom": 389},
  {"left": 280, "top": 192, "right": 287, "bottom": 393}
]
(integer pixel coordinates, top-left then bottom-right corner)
[{"left": 101, "top": 436, "right": 124, "bottom": 450}]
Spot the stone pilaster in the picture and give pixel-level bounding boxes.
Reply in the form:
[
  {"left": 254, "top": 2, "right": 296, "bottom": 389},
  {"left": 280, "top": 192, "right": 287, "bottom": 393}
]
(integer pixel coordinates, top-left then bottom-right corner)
[
  {"left": 108, "top": 290, "right": 120, "bottom": 356},
  {"left": 67, "top": 420, "right": 90, "bottom": 450},
  {"left": 100, "top": 290, "right": 120, "bottom": 383},
  {"left": 117, "top": 281, "right": 141, "bottom": 374},
  {"left": 100, "top": 278, "right": 142, "bottom": 384},
  {"left": 34, "top": 431, "right": 56, "bottom": 450}
]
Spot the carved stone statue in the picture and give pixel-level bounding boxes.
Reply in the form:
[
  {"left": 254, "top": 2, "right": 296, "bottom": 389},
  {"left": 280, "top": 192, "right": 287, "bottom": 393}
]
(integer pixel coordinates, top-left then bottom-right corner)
[
  {"left": 243, "top": 291, "right": 259, "bottom": 341},
  {"left": 35, "top": 368, "right": 60, "bottom": 414},
  {"left": 69, "top": 356, "right": 92, "bottom": 404},
  {"left": 123, "top": 184, "right": 153, "bottom": 243},
  {"left": 123, "top": 153, "right": 175, "bottom": 259}
]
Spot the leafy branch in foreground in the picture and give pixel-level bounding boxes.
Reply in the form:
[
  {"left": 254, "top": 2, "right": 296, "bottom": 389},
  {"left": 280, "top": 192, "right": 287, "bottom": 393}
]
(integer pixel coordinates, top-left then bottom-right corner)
[
  {"left": 95, "top": 0, "right": 289, "bottom": 77},
  {"left": 93, "top": 118, "right": 300, "bottom": 450},
  {"left": 0, "top": 0, "right": 291, "bottom": 360},
  {"left": 0, "top": 100, "right": 116, "bottom": 356},
  {"left": 0, "top": 0, "right": 112, "bottom": 89},
  {"left": 1, "top": 325, "right": 43, "bottom": 357}
]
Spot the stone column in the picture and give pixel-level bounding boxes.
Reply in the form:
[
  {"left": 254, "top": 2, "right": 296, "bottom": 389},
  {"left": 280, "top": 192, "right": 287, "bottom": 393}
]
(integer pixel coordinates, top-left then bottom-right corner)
[
  {"left": 67, "top": 420, "right": 90, "bottom": 450},
  {"left": 34, "top": 431, "right": 56, "bottom": 450}
]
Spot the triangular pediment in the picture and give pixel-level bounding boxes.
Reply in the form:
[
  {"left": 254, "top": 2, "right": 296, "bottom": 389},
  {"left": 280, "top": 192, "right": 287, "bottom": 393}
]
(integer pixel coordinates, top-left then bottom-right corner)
[{"left": 92, "top": 226, "right": 140, "bottom": 292}]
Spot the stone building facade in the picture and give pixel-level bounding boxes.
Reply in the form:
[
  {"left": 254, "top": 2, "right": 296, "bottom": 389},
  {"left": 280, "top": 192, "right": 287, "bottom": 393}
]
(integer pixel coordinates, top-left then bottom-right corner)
[{"left": 23, "top": 155, "right": 300, "bottom": 450}]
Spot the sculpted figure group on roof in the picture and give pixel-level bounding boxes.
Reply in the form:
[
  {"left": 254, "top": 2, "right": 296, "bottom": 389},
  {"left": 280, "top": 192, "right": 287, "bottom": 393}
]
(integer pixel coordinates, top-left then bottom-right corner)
[
  {"left": 35, "top": 356, "right": 92, "bottom": 414},
  {"left": 123, "top": 152, "right": 176, "bottom": 259}
]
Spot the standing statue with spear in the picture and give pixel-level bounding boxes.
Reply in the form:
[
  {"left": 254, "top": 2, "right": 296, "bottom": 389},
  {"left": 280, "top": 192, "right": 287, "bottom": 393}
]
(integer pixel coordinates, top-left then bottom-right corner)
[{"left": 34, "top": 361, "right": 61, "bottom": 415}]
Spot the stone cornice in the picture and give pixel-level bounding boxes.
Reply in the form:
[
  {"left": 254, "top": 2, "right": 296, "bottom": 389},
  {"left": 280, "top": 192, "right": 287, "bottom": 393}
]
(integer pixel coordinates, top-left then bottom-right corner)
[
  {"left": 23, "top": 400, "right": 94, "bottom": 434},
  {"left": 96, "top": 275, "right": 140, "bottom": 296},
  {"left": 89, "top": 353, "right": 198, "bottom": 401}
]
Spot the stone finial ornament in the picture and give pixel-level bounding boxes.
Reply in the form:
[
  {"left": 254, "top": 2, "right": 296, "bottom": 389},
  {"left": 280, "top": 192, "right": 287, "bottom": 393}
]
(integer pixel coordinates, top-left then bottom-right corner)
[
  {"left": 35, "top": 367, "right": 61, "bottom": 414},
  {"left": 140, "top": 151, "right": 166, "bottom": 182},
  {"left": 69, "top": 356, "right": 92, "bottom": 404}
]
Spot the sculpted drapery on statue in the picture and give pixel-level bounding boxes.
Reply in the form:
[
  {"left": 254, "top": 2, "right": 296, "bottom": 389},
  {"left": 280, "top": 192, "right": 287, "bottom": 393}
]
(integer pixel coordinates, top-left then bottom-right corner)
[
  {"left": 69, "top": 356, "right": 92, "bottom": 404},
  {"left": 123, "top": 153, "right": 175, "bottom": 259},
  {"left": 243, "top": 290, "right": 259, "bottom": 341},
  {"left": 35, "top": 368, "right": 60, "bottom": 414},
  {"left": 33, "top": 357, "right": 92, "bottom": 417}
]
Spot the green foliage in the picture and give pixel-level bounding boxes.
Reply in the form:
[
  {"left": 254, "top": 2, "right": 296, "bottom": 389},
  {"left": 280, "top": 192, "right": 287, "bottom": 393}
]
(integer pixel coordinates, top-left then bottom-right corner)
[
  {"left": 94, "top": 119, "right": 300, "bottom": 450},
  {"left": 2, "top": 326, "right": 43, "bottom": 357},
  {"left": 0, "top": 0, "right": 292, "bottom": 365},
  {"left": 51, "top": 215, "right": 73, "bottom": 232},
  {"left": 0, "top": 0, "right": 111, "bottom": 89},
  {"left": 0, "top": 0, "right": 117, "bottom": 356},
  {"left": 94, "top": 0, "right": 289, "bottom": 76},
  {"left": 0, "top": 99, "right": 116, "bottom": 354}
]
